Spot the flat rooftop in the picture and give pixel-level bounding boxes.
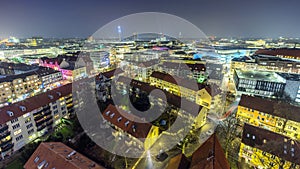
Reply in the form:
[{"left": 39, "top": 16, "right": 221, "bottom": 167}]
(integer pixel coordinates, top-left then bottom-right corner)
[
  {"left": 277, "top": 72, "right": 300, "bottom": 81},
  {"left": 235, "top": 69, "right": 286, "bottom": 83}
]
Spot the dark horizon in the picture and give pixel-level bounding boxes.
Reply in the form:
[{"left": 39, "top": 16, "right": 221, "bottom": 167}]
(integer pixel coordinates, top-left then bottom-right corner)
[{"left": 1, "top": 0, "right": 300, "bottom": 39}]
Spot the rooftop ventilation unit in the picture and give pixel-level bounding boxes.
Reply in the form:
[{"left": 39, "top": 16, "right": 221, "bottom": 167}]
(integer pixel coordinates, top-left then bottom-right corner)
[
  {"left": 6, "top": 111, "right": 14, "bottom": 117},
  {"left": 19, "top": 106, "right": 26, "bottom": 112},
  {"left": 48, "top": 95, "right": 54, "bottom": 99},
  {"left": 67, "top": 150, "right": 76, "bottom": 159}
]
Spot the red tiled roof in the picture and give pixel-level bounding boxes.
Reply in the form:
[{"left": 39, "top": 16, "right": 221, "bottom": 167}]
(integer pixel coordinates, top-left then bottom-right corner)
[
  {"left": 0, "top": 84, "right": 72, "bottom": 124},
  {"left": 166, "top": 154, "right": 190, "bottom": 169},
  {"left": 242, "top": 124, "right": 300, "bottom": 165},
  {"left": 24, "top": 142, "right": 105, "bottom": 169},
  {"left": 190, "top": 134, "right": 230, "bottom": 169},
  {"left": 239, "top": 94, "right": 300, "bottom": 122},
  {"left": 164, "top": 134, "right": 229, "bottom": 169},
  {"left": 255, "top": 48, "right": 300, "bottom": 58},
  {"left": 102, "top": 104, "right": 153, "bottom": 139}
]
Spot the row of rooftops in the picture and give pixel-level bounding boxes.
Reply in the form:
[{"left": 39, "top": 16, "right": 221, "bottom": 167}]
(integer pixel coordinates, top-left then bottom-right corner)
[
  {"left": 242, "top": 123, "right": 300, "bottom": 165},
  {"left": 24, "top": 142, "right": 105, "bottom": 169},
  {"left": 116, "top": 76, "right": 202, "bottom": 117},
  {"left": 233, "top": 48, "right": 300, "bottom": 63},
  {"left": 0, "top": 83, "right": 72, "bottom": 124},
  {"left": 239, "top": 94, "right": 300, "bottom": 122},
  {"left": 0, "top": 62, "right": 37, "bottom": 71},
  {"left": 255, "top": 48, "right": 300, "bottom": 58},
  {"left": 0, "top": 66, "right": 61, "bottom": 83},
  {"left": 159, "top": 62, "right": 206, "bottom": 72}
]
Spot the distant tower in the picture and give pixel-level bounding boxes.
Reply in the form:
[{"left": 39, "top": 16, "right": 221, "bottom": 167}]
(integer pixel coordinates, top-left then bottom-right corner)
[
  {"left": 179, "top": 32, "right": 182, "bottom": 39},
  {"left": 117, "top": 26, "right": 122, "bottom": 41}
]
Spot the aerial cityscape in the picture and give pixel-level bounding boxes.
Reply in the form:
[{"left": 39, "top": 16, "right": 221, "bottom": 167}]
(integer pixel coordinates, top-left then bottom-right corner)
[{"left": 0, "top": 0, "right": 300, "bottom": 169}]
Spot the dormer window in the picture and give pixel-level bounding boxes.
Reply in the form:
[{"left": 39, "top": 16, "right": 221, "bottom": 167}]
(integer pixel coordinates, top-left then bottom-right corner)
[
  {"left": 48, "top": 95, "right": 54, "bottom": 99},
  {"left": 19, "top": 106, "right": 26, "bottom": 112},
  {"left": 117, "top": 117, "right": 122, "bottom": 122},
  {"left": 110, "top": 113, "right": 115, "bottom": 118},
  {"left": 125, "top": 121, "right": 129, "bottom": 127},
  {"left": 132, "top": 125, "right": 136, "bottom": 132},
  {"left": 105, "top": 111, "right": 110, "bottom": 116}
]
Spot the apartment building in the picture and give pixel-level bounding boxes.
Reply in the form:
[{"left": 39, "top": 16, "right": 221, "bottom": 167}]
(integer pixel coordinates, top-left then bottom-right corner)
[
  {"left": 239, "top": 124, "right": 299, "bottom": 169},
  {"left": 236, "top": 94, "right": 300, "bottom": 140},
  {"left": 0, "top": 84, "right": 74, "bottom": 159},
  {"left": 0, "top": 67, "right": 63, "bottom": 105},
  {"left": 149, "top": 71, "right": 213, "bottom": 109}
]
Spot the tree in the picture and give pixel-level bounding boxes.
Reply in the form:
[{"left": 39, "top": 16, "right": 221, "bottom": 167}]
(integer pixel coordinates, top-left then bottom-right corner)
[
  {"left": 19, "top": 141, "right": 41, "bottom": 163},
  {"left": 251, "top": 140, "right": 299, "bottom": 169}
]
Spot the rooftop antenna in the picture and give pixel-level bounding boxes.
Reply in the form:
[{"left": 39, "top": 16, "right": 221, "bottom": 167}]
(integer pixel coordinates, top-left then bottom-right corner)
[
  {"left": 179, "top": 32, "right": 182, "bottom": 39},
  {"left": 117, "top": 26, "right": 122, "bottom": 42}
]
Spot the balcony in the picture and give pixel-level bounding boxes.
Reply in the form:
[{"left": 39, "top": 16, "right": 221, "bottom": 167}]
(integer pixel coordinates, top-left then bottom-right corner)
[
  {"left": 67, "top": 103, "right": 73, "bottom": 108},
  {"left": 0, "top": 138, "right": 12, "bottom": 147},
  {"left": 0, "top": 131, "right": 10, "bottom": 140},
  {"left": 1, "top": 143, "right": 14, "bottom": 152},
  {"left": 44, "top": 116, "right": 53, "bottom": 122},
  {"left": 35, "top": 119, "right": 45, "bottom": 127},
  {"left": 37, "top": 125, "right": 46, "bottom": 132},
  {"left": 34, "top": 115, "right": 44, "bottom": 121},
  {"left": 33, "top": 109, "right": 43, "bottom": 116},
  {"left": 43, "top": 105, "right": 50, "bottom": 110},
  {"left": 66, "top": 98, "right": 73, "bottom": 104},
  {"left": 0, "top": 125, "right": 8, "bottom": 133},
  {"left": 44, "top": 110, "right": 51, "bottom": 116},
  {"left": 46, "top": 120, "right": 53, "bottom": 126}
]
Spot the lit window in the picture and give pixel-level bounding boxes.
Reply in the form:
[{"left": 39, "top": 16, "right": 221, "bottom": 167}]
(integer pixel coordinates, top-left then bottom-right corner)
[{"left": 14, "top": 129, "right": 22, "bottom": 135}]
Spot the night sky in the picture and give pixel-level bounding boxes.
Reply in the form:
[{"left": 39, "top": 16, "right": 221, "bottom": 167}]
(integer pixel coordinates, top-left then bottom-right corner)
[{"left": 1, "top": 0, "right": 300, "bottom": 38}]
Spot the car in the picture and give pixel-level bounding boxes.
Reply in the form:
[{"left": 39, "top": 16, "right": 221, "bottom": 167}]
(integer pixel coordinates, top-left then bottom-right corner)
[{"left": 155, "top": 150, "right": 168, "bottom": 162}]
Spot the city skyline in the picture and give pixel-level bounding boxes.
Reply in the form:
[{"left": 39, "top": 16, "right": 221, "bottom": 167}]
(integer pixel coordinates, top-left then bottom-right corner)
[{"left": 1, "top": 0, "right": 300, "bottom": 38}]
